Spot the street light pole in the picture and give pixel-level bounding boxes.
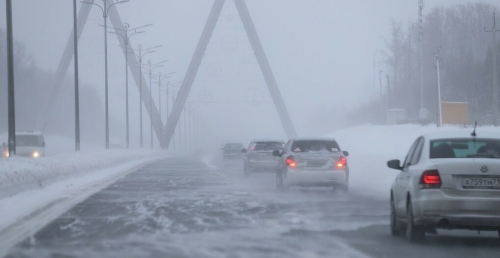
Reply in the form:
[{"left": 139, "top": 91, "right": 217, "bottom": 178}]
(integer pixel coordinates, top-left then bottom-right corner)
[
  {"left": 142, "top": 59, "right": 168, "bottom": 149},
  {"left": 129, "top": 45, "right": 160, "bottom": 148},
  {"left": 73, "top": 0, "right": 80, "bottom": 152},
  {"left": 485, "top": 13, "right": 499, "bottom": 126},
  {"left": 6, "top": 0, "right": 16, "bottom": 157},
  {"left": 81, "top": 0, "right": 129, "bottom": 149},
  {"left": 107, "top": 23, "right": 150, "bottom": 148}
]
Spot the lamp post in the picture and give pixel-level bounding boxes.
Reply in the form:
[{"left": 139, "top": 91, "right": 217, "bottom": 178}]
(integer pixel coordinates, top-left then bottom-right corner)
[
  {"left": 142, "top": 60, "right": 168, "bottom": 148},
  {"left": 128, "top": 45, "right": 161, "bottom": 148},
  {"left": 6, "top": 0, "right": 16, "bottom": 157},
  {"left": 165, "top": 81, "right": 182, "bottom": 123},
  {"left": 106, "top": 23, "right": 151, "bottom": 148},
  {"left": 153, "top": 72, "right": 175, "bottom": 122},
  {"left": 73, "top": 0, "right": 81, "bottom": 152},
  {"left": 81, "top": 0, "right": 129, "bottom": 149}
]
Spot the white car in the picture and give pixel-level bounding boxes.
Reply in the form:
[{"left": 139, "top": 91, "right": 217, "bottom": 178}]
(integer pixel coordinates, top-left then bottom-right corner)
[
  {"left": 14, "top": 131, "right": 46, "bottom": 158},
  {"left": 388, "top": 129, "right": 500, "bottom": 241},
  {"left": 273, "top": 137, "right": 349, "bottom": 192}
]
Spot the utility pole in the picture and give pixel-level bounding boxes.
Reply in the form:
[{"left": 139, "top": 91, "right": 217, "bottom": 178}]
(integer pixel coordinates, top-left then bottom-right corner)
[
  {"left": 386, "top": 74, "right": 391, "bottom": 110},
  {"left": 485, "top": 13, "right": 499, "bottom": 126},
  {"left": 418, "top": 0, "right": 428, "bottom": 122},
  {"left": 435, "top": 48, "right": 442, "bottom": 127},
  {"left": 73, "top": 0, "right": 80, "bottom": 152},
  {"left": 6, "top": 0, "right": 16, "bottom": 157},
  {"left": 378, "top": 70, "right": 383, "bottom": 98}
]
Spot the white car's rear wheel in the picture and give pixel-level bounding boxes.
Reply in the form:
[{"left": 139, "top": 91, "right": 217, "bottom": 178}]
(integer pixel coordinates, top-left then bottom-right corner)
[
  {"left": 276, "top": 172, "right": 288, "bottom": 190},
  {"left": 390, "top": 198, "right": 403, "bottom": 236},
  {"left": 406, "top": 199, "right": 425, "bottom": 242}
]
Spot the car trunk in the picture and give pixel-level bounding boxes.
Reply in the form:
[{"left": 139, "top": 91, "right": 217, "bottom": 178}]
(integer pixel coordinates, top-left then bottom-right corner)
[
  {"left": 249, "top": 151, "right": 276, "bottom": 161},
  {"left": 293, "top": 153, "right": 342, "bottom": 170},
  {"left": 431, "top": 159, "right": 500, "bottom": 198}
]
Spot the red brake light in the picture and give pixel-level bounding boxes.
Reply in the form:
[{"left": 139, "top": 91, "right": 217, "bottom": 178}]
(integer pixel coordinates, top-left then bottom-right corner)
[
  {"left": 286, "top": 156, "right": 296, "bottom": 168},
  {"left": 419, "top": 170, "right": 441, "bottom": 189},
  {"left": 336, "top": 156, "right": 347, "bottom": 169}
]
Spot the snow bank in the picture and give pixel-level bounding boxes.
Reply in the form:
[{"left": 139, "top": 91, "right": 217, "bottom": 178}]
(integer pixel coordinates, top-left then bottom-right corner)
[
  {"left": 0, "top": 149, "right": 169, "bottom": 200},
  {"left": 326, "top": 124, "right": 490, "bottom": 199}
]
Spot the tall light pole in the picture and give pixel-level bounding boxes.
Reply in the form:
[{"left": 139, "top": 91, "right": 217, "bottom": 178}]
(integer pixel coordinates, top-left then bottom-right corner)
[
  {"left": 73, "top": 0, "right": 80, "bottom": 152},
  {"left": 6, "top": 0, "right": 16, "bottom": 157},
  {"left": 81, "top": 0, "right": 129, "bottom": 149},
  {"left": 153, "top": 72, "right": 175, "bottom": 122},
  {"left": 129, "top": 44, "right": 161, "bottom": 148},
  {"left": 435, "top": 48, "right": 442, "bottom": 127},
  {"left": 107, "top": 23, "right": 151, "bottom": 148},
  {"left": 418, "top": 0, "right": 428, "bottom": 122},
  {"left": 142, "top": 59, "right": 168, "bottom": 149},
  {"left": 166, "top": 81, "right": 182, "bottom": 122},
  {"left": 485, "top": 13, "right": 499, "bottom": 126}
]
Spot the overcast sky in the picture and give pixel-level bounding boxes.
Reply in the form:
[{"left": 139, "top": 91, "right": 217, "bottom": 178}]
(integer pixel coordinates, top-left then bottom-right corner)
[{"left": 1, "top": 0, "right": 499, "bottom": 147}]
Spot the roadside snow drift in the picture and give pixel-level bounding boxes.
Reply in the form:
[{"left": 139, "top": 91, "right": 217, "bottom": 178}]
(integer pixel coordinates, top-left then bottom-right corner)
[{"left": 326, "top": 124, "right": 500, "bottom": 199}]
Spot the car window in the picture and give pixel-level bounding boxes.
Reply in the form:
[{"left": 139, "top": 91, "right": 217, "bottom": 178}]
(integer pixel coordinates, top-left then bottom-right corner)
[
  {"left": 403, "top": 138, "right": 420, "bottom": 168},
  {"left": 284, "top": 140, "right": 292, "bottom": 153},
  {"left": 410, "top": 137, "right": 424, "bottom": 165},
  {"left": 15, "top": 135, "right": 42, "bottom": 147},
  {"left": 290, "top": 140, "right": 340, "bottom": 153},
  {"left": 250, "top": 142, "right": 283, "bottom": 151},
  {"left": 430, "top": 138, "right": 500, "bottom": 159},
  {"left": 225, "top": 143, "right": 243, "bottom": 150}
]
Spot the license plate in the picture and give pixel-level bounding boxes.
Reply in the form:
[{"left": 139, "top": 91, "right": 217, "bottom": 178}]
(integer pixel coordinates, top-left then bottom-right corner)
[
  {"left": 462, "top": 177, "right": 500, "bottom": 189},
  {"left": 307, "top": 161, "right": 326, "bottom": 167}
]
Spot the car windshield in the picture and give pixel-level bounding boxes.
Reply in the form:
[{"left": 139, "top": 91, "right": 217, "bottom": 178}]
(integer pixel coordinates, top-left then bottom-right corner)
[
  {"left": 251, "top": 142, "right": 283, "bottom": 151},
  {"left": 430, "top": 138, "right": 500, "bottom": 159},
  {"left": 225, "top": 143, "right": 243, "bottom": 150},
  {"left": 291, "top": 140, "right": 340, "bottom": 153},
  {"left": 15, "top": 135, "right": 42, "bottom": 147}
]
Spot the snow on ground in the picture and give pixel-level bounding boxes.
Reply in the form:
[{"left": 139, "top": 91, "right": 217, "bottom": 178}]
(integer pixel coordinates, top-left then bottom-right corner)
[
  {"left": 326, "top": 124, "right": 500, "bottom": 199},
  {"left": 0, "top": 133, "right": 173, "bottom": 251}
]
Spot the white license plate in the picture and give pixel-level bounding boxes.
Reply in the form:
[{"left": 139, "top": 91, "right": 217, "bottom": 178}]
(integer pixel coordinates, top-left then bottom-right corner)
[{"left": 462, "top": 177, "right": 500, "bottom": 189}]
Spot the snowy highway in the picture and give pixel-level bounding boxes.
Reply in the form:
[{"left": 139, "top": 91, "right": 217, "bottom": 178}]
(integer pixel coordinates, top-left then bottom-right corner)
[{"left": 4, "top": 155, "right": 500, "bottom": 258}]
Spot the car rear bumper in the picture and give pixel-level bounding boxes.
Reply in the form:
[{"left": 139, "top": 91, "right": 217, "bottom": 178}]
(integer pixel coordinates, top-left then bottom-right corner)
[
  {"left": 413, "top": 190, "right": 500, "bottom": 229},
  {"left": 287, "top": 169, "right": 347, "bottom": 186},
  {"left": 246, "top": 160, "right": 278, "bottom": 170}
]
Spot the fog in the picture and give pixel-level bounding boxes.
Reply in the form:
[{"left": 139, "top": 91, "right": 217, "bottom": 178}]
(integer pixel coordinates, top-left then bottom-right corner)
[{"left": 0, "top": 0, "right": 495, "bottom": 150}]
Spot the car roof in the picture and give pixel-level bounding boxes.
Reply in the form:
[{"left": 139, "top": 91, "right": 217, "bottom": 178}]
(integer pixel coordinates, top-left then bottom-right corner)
[
  {"left": 252, "top": 139, "right": 284, "bottom": 143},
  {"left": 421, "top": 128, "right": 500, "bottom": 141},
  {"left": 292, "top": 137, "right": 337, "bottom": 141}
]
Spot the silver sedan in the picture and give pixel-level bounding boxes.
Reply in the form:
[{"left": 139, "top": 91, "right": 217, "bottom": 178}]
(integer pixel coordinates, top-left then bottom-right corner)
[
  {"left": 273, "top": 137, "right": 349, "bottom": 192},
  {"left": 388, "top": 129, "right": 500, "bottom": 242}
]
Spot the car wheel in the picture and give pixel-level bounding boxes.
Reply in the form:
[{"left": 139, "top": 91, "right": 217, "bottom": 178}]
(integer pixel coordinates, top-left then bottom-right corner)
[
  {"left": 244, "top": 166, "right": 251, "bottom": 176},
  {"left": 276, "top": 172, "right": 288, "bottom": 190},
  {"left": 406, "top": 199, "right": 425, "bottom": 242},
  {"left": 390, "top": 197, "right": 403, "bottom": 236}
]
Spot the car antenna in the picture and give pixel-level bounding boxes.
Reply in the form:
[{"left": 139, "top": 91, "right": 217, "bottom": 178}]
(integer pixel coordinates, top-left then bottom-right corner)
[{"left": 471, "top": 121, "right": 477, "bottom": 137}]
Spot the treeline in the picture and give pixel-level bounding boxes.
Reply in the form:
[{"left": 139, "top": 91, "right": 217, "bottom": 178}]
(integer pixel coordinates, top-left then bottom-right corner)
[
  {"left": 0, "top": 28, "right": 109, "bottom": 144},
  {"left": 348, "top": 3, "right": 499, "bottom": 126}
]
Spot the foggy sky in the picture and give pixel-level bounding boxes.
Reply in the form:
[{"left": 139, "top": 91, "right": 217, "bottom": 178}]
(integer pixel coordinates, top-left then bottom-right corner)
[{"left": 1, "top": 0, "right": 499, "bottom": 148}]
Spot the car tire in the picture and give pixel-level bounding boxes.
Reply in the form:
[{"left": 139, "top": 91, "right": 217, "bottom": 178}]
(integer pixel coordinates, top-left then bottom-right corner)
[
  {"left": 244, "top": 166, "right": 251, "bottom": 176},
  {"left": 406, "top": 199, "right": 425, "bottom": 242},
  {"left": 390, "top": 198, "right": 403, "bottom": 236},
  {"left": 276, "top": 172, "right": 288, "bottom": 190}
]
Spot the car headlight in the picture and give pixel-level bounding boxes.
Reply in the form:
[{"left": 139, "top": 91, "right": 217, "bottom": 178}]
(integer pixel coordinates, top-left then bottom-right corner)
[
  {"left": 33, "top": 152, "right": 39, "bottom": 158},
  {"left": 4, "top": 151, "right": 9, "bottom": 157}
]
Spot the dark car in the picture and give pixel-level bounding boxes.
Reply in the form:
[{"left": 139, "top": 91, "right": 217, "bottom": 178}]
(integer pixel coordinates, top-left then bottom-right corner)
[{"left": 222, "top": 143, "right": 245, "bottom": 160}]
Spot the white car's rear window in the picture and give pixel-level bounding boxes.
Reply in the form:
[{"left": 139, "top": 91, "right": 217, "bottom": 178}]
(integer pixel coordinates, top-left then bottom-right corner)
[{"left": 430, "top": 138, "right": 500, "bottom": 159}]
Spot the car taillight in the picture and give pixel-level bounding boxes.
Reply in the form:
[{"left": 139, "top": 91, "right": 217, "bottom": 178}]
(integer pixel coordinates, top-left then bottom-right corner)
[
  {"left": 419, "top": 169, "right": 441, "bottom": 189},
  {"left": 336, "top": 156, "right": 347, "bottom": 169},
  {"left": 286, "top": 156, "right": 296, "bottom": 168}
]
